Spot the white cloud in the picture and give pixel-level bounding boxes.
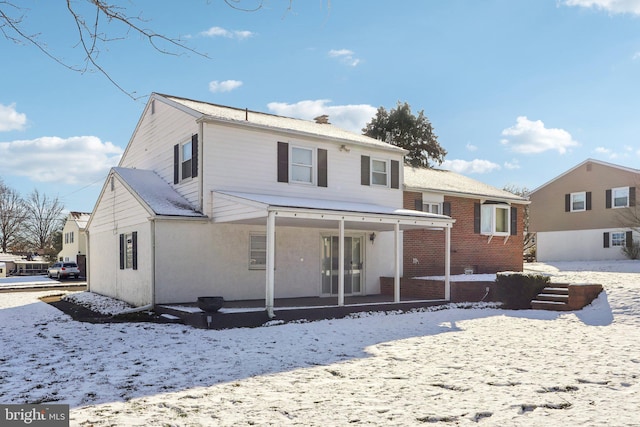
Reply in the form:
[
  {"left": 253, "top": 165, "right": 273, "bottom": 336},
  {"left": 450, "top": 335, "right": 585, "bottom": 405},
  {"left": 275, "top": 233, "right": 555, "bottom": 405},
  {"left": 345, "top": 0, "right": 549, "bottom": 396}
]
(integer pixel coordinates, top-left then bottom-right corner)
[
  {"left": 465, "top": 143, "right": 478, "bottom": 152},
  {"left": 0, "top": 103, "right": 27, "bottom": 132},
  {"left": 440, "top": 159, "right": 501, "bottom": 174},
  {"left": 0, "top": 136, "right": 122, "bottom": 184},
  {"left": 564, "top": 0, "right": 640, "bottom": 15},
  {"left": 633, "top": 52, "right": 640, "bottom": 60},
  {"left": 500, "top": 116, "right": 579, "bottom": 154},
  {"left": 209, "top": 80, "right": 243, "bottom": 93},
  {"left": 200, "top": 26, "right": 254, "bottom": 40},
  {"left": 267, "top": 100, "right": 377, "bottom": 133},
  {"left": 594, "top": 146, "right": 618, "bottom": 158},
  {"left": 328, "top": 49, "right": 361, "bottom": 67},
  {"left": 504, "top": 159, "right": 521, "bottom": 170}
]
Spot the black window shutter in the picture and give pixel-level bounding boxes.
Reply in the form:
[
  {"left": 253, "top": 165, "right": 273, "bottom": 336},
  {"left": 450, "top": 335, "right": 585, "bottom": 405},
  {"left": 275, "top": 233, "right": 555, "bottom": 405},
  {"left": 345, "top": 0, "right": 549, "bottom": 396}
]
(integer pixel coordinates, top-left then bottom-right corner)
[
  {"left": 606, "top": 189, "right": 612, "bottom": 209},
  {"left": 565, "top": 194, "right": 570, "bottom": 212},
  {"left": 132, "top": 231, "right": 138, "bottom": 270},
  {"left": 630, "top": 187, "right": 636, "bottom": 207},
  {"left": 318, "top": 148, "right": 328, "bottom": 187},
  {"left": 603, "top": 232, "right": 610, "bottom": 248},
  {"left": 191, "top": 134, "right": 198, "bottom": 178},
  {"left": 414, "top": 197, "right": 423, "bottom": 211},
  {"left": 626, "top": 231, "right": 633, "bottom": 248},
  {"left": 119, "top": 234, "right": 125, "bottom": 269},
  {"left": 443, "top": 201, "right": 451, "bottom": 216},
  {"left": 361, "top": 156, "right": 370, "bottom": 186},
  {"left": 510, "top": 206, "right": 517, "bottom": 236},
  {"left": 173, "top": 144, "right": 179, "bottom": 184},
  {"left": 277, "top": 142, "right": 289, "bottom": 183},
  {"left": 474, "top": 203, "right": 481, "bottom": 234},
  {"left": 390, "top": 160, "right": 399, "bottom": 189},
  {"left": 586, "top": 192, "right": 592, "bottom": 210}
]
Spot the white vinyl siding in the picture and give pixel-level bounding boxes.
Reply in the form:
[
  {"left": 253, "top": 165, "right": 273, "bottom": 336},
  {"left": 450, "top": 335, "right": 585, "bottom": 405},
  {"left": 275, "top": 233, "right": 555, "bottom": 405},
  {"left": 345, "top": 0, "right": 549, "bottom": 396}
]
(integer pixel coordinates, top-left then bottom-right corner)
[
  {"left": 118, "top": 98, "right": 200, "bottom": 208},
  {"left": 202, "top": 122, "right": 403, "bottom": 214}
]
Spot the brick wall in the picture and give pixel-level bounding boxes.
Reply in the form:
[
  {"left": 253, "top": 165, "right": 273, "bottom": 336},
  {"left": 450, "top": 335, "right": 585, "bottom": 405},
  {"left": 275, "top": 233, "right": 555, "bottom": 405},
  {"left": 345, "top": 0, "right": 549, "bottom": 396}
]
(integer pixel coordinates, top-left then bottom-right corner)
[
  {"left": 380, "top": 277, "right": 498, "bottom": 302},
  {"left": 404, "top": 192, "right": 524, "bottom": 277}
]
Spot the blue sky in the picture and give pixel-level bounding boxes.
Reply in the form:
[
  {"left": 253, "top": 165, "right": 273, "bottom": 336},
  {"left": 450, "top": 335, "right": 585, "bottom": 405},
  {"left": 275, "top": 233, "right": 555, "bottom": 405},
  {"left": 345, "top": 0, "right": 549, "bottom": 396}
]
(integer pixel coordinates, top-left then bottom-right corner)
[{"left": 1, "top": 0, "right": 640, "bottom": 213}]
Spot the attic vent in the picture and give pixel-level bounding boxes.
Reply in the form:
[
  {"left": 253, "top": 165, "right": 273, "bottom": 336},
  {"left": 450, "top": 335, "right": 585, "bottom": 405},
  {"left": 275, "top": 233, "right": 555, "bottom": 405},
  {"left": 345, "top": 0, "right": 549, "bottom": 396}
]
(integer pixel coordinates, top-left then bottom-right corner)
[
  {"left": 586, "top": 163, "right": 592, "bottom": 172},
  {"left": 314, "top": 115, "right": 330, "bottom": 124}
]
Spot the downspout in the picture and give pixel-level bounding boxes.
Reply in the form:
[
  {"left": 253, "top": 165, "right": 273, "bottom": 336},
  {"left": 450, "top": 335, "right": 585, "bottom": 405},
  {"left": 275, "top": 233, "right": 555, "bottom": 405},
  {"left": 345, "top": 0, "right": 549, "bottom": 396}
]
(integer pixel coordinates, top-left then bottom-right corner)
[
  {"left": 150, "top": 218, "right": 157, "bottom": 308},
  {"left": 85, "top": 229, "right": 90, "bottom": 291}
]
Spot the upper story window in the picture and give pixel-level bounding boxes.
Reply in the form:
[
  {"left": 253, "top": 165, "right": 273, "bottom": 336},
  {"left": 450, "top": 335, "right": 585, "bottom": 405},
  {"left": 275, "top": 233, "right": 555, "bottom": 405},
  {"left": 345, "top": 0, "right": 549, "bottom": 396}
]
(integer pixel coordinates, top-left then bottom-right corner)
[
  {"left": 291, "top": 146, "right": 314, "bottom": 184},
  {"left": 612, "top": 187, "right": 629, "bottom": 208},
  {"left": 181, "top": 140, "right": 193, "bottom": 180},
  {"left": 571, "top": 192, "right": 586, "bottom": 212},
  {"left": 277, "top": 142, "right": 327, "bottom": 187},
  {"left": 371, "top": 159, "right": 388, "bottom": 187},
  {"left": 480, "top": 204, "right": 510, "bottom": 235},
  {"left": 423, "top": 202, "right": 440, "bottom": 214},
  {"left": 360, "top": 155, "right": 400, "bottom": 189},
  {"left": 173, "top": 135, "right": 198, "bottom": 185}
]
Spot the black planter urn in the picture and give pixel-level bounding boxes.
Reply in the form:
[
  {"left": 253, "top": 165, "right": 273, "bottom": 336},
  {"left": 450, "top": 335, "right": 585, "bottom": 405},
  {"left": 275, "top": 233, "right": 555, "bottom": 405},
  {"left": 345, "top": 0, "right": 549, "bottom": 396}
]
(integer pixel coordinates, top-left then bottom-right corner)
[{"left": 197, "top": 296, "right": 224, "bottom": 313}]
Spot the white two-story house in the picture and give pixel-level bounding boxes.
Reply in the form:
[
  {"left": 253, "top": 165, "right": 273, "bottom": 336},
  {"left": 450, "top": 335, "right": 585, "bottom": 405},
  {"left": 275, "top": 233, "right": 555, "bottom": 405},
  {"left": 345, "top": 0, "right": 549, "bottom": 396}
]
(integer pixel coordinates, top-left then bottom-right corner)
[{"left": 87, "top": 93, "right": 454, "bottom": 316}]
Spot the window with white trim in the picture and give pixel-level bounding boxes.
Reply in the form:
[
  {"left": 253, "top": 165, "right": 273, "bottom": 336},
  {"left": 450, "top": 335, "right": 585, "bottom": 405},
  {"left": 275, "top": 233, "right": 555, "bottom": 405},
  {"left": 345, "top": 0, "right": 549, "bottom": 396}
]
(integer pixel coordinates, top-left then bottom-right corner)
[
  {"left": 291, "top": 146, "right": 314, "bottom": 184},
  {"left": 423, "top": 202, "right": 440, "bottom": 214},
  {"left": 249, "top": 234, "right": 267, "bottom": 270},
  {"left": 612, "top": 187, "right": 629, "bottom": 208},
  {"left": 371, "top": 159, "right": 388, "bottom": 186},
  {"left": 571, "top": 192, "right": 586, "bottom": 212},
  {"left": 181, "top": 140, "right": 193, "bottom": 180},
  {"left": 481, "top": 204, "right": 510, "bottom": 235},
  {"left": 611, "top": 232, "right": 626, "bottom": 247}
]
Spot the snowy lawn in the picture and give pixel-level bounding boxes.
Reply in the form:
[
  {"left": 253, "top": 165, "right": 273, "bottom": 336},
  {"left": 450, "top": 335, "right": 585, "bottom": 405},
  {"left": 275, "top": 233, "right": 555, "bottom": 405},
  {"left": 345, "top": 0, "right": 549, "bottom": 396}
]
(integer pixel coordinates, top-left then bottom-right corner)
[{"left": 1, "top": 260, "right": 639, "bottom": 426}]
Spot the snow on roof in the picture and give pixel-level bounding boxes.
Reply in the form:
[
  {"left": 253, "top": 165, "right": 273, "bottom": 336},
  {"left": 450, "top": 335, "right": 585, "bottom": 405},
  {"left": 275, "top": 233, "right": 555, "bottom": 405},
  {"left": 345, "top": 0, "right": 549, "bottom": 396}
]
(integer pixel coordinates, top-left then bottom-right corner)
[
  {"left": 156, "top": 93, "right": 405, "bottom": 154},
  {"left": 404, "top": 167, "right": 528, "bottom": 203},
  {"left": 217, "top": 191, "right": 451, "bottom": 220},
  {"left": 69, "top": 211, "right": 91, "bottom": 228},
  {"left": 113, "top": 168, "right": 206, "bottom": 218}
]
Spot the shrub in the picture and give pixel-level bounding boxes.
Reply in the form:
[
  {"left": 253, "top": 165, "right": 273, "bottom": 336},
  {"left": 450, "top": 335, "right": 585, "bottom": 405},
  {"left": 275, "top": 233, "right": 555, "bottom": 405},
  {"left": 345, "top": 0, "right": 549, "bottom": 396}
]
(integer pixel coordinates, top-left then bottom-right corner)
[
  {"left": 622, "top": 240, "right": 640, "bottom": 260},
  {"left": 495, "top": 272, "right": 550, "bottom": 309}
]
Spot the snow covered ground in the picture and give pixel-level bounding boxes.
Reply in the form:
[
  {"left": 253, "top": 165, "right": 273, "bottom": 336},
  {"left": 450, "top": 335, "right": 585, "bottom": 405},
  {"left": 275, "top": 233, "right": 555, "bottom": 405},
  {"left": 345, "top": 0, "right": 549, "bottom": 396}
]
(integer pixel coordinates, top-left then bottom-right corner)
[{"left": 1, "top": 260, "right": 639, "bottom": 426}]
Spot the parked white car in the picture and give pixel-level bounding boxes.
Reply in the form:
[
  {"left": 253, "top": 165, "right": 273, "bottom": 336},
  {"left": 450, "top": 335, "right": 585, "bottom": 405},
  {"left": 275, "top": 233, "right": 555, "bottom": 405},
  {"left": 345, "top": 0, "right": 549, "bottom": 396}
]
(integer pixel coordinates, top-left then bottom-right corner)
[{"left": 47, "top": 262, "right": 80, "bottom": 280}]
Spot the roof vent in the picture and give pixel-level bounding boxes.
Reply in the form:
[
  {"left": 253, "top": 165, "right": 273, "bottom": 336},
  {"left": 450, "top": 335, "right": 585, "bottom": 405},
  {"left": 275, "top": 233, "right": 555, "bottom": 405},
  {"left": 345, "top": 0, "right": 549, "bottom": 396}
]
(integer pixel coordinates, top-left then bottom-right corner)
[{"left": 314, "top": 115, "right": 330, "bottom": 124}]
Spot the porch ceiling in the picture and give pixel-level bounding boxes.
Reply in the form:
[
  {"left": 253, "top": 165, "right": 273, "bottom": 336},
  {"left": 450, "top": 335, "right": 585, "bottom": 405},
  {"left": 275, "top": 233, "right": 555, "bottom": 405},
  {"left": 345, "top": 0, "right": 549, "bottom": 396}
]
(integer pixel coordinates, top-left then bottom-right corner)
[{"left": 211, "top": 191, "right": 454, "bottom": 231}]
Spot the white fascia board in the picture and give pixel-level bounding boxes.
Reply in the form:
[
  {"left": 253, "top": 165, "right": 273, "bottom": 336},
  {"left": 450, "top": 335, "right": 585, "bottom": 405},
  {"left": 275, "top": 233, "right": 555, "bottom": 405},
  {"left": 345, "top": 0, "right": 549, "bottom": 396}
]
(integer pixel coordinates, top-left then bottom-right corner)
[
  {"left": 404, "top": 186, "right": 530, "bottom": 205},
  {"left": 270, "top": 207, "right": 454, "bottom": 229}
]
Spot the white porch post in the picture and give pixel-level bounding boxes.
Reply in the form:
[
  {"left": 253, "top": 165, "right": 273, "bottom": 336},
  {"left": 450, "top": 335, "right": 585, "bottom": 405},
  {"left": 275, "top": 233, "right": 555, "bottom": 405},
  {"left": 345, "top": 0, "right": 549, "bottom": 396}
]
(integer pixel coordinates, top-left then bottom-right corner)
[
  {"left": 265, "top": 210, "right": 276, "bottom": 318},
  {"left": 445, "top": 225, "right": 451, "bottom": 300},
  {"left": 394, "top": 222, "right": 401, "bottom": 303},
  {"left": 338, "top": 218, "right": 345, "bottom": 306}
]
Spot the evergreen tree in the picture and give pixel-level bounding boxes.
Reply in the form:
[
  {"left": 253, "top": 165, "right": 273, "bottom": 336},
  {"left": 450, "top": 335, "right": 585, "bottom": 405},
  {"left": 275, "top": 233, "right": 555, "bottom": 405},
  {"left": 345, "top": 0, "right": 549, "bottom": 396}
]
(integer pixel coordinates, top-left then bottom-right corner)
[{"left": 362, "top": 101, "right": 446, "bottom": 167}]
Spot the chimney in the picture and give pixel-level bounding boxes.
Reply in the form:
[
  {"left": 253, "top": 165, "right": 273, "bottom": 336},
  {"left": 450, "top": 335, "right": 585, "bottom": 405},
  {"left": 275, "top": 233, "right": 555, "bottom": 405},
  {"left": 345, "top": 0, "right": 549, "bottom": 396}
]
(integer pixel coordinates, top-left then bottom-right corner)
[{"left": 314, "top": 115, "right": 330, "bottom": 124}]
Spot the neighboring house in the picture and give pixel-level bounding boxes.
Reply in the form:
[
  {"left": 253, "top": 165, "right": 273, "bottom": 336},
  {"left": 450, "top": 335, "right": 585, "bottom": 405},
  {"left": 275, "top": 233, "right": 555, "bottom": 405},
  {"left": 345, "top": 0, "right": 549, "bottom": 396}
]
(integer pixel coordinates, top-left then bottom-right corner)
[
  {"left": 529, "top": 159, "right": 639, "bottom": 261},
  {"left": 403, "top": 167, "right": 528, "bottom": 277},
  {"left": 57, "top": 211, "right": 90, "bottom": 276},
  {"left": 87, "top": 93, "right": 455, "bottom": 315}
]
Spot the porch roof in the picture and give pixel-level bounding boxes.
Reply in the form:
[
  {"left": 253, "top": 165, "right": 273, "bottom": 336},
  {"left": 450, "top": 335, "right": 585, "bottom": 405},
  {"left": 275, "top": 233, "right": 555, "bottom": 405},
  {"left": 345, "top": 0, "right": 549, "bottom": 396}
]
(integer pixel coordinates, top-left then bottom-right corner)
[{"left": 212, "top": 191, "right": 454, "bottom": 231}]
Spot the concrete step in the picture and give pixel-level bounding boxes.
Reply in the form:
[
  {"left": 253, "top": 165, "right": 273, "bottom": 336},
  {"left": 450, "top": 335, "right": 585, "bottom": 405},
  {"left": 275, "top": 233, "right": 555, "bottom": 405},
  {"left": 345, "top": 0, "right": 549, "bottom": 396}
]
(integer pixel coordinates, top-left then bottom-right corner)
[
  {"left": 536, "top": 293, "right": 569, "bottom": 302},
  {"left": 542, "top": 287, "right": 569, "bottom": 295},
  {"left": 531, "top": 300, "right": 571, "bottom": 311}
]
